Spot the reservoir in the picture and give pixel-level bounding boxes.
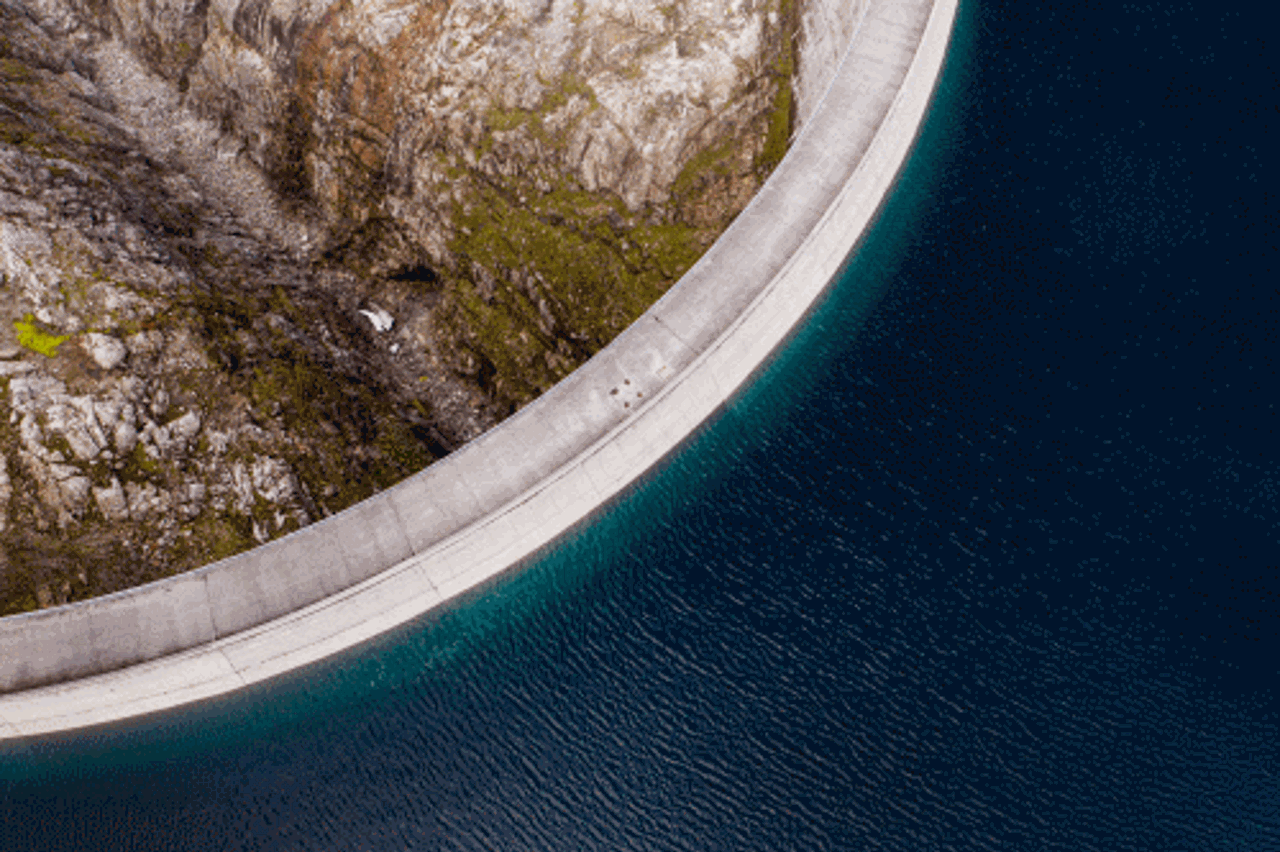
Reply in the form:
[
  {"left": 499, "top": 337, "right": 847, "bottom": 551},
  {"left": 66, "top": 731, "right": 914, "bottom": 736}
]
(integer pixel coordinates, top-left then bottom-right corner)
[{"left": 2, "top": 0, "right": 1278, "bottom": 848}]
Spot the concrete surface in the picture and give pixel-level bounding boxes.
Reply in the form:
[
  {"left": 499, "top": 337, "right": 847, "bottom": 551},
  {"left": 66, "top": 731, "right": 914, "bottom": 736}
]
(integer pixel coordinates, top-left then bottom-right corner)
[
  {"left": 0, "top": 0, "right": 959, "bottom": 739},
  {"left": 795, "top": 0, "right": 871, "bottom": 127}
]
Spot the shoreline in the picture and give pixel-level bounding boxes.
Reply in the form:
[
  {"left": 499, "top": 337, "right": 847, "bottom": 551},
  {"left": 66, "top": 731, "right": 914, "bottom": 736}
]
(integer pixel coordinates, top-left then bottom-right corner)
[{"left": 0, "top": 0, "right": 958, "bottom": 740}]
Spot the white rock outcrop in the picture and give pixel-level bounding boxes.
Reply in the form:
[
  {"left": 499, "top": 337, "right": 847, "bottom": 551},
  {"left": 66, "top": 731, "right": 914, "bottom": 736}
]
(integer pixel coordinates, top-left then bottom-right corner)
[{"left": 82, "top": 333, "right": 129, "bottom": 371}]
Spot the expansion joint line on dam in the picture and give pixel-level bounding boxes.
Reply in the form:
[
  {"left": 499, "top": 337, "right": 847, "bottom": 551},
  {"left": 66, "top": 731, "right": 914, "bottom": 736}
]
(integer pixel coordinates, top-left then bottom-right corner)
[
  {"left": 0, "top": 0, "right": 959, "bottom": 740},
  {"left": 650, "top": 316, "right": 696, "bottom": 359}
]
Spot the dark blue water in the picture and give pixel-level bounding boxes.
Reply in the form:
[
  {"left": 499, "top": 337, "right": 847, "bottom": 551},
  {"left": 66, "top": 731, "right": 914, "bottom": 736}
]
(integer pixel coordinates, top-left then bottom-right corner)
[{"left": 3, "top": 0, "right": 1279, "bottom": 849}]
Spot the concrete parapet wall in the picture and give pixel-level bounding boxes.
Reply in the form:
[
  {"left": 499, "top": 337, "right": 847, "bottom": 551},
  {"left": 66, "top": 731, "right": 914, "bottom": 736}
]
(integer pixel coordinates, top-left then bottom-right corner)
[{"left": 0, "top": 0, "right": 958, "bottom": 738}]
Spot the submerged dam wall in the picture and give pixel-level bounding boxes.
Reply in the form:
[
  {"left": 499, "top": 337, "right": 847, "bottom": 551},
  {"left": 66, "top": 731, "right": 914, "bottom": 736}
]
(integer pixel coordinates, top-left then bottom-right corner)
[{"left": 0, "top": 0, "right": 959, "bottom": 739}]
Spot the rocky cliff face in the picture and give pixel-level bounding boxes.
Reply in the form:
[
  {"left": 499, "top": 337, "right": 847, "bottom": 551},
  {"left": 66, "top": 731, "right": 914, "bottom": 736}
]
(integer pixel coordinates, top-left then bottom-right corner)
[{"left": 0, "top": 0, "right": 804, "bottom": 612}]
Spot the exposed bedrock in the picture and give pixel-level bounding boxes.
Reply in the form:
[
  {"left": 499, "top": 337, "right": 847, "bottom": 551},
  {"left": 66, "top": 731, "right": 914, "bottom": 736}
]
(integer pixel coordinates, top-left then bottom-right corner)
[{"left": 0, "top": 0, "right": 862, "bottom": 611}]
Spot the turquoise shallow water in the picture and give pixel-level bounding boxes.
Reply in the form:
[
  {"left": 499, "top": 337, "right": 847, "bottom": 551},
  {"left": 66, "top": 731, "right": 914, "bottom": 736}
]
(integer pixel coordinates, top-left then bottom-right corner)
[{"left": 3, "top": 0, "right": 1280, "bottom": 848}]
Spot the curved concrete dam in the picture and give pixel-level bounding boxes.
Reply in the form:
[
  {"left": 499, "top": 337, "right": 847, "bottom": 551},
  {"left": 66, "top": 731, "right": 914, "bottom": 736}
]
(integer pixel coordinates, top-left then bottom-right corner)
[{"left": 0, "top": 0, "right": 959, "bottom": 740}]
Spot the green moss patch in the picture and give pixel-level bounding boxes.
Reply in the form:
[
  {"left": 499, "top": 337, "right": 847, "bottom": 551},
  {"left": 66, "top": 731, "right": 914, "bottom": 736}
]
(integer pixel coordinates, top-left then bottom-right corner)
[
  {"left": 672, "top": 138, "right": 739, "bottom": 201},
  {"left": 0, "top": 57, "right": 36, "bottom": 84},
  {"left": 484, "top": 73, "right": 599, "bottom": 150},
  {"left": 440, "top": 175, "right": 706, "bottom": 408},
  {"left": 14, "top": 314, "right": 70, "bottom": 357},
  {"left": 755, "top": 0, "right": 797, "bottom": 176}
]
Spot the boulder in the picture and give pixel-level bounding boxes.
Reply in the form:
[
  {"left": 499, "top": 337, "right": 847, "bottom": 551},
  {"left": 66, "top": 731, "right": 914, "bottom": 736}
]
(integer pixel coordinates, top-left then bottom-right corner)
[
  {"left": 93, "top": 478, "right": 130, "bottom": 522},
  {"left": 82, "top": 333, "right": 128, "bottom": 370}
]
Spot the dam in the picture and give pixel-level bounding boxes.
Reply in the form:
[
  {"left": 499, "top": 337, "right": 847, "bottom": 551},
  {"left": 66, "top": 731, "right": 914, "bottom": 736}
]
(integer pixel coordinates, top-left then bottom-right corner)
[{"left": 0, "top": 0, "right": 958, "bottom": 739}]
